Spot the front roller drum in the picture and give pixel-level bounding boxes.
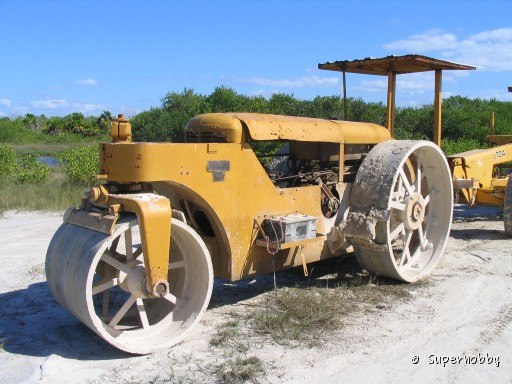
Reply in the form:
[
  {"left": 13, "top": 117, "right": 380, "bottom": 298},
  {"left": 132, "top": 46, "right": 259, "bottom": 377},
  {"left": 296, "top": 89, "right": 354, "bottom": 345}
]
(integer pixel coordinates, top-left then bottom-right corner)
[
  {"left": 346, "top": 140, "right": 453, "bottom": 282},
  {"left": 46, "top": 215, "right": 213, "bottom": 354}
]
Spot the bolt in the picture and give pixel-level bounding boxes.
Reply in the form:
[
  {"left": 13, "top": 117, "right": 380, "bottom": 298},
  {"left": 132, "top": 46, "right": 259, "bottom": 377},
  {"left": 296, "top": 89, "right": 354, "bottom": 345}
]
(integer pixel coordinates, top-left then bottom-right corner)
[
  {"left": 420, "top": 242, "right": 433, "bottom": 251},
  {"left": 154, "top": 282, "right": 168, "bottom": 297},
  {"left": 412, "top": 202, "right": 422, "bottom": 220}
]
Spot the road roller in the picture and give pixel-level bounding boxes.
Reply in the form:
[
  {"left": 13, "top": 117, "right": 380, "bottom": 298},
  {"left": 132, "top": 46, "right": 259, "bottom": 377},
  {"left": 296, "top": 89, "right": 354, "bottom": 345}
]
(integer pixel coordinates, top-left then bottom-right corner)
[{"left": 46, "top": 111, "right": 453, "bottom": 354}]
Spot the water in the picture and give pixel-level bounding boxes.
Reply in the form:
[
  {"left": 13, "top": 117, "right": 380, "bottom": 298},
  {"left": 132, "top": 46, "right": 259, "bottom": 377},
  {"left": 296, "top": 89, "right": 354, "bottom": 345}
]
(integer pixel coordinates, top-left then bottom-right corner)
[{"left": 37, "top": 156, "right": 60, "bottom": 166}]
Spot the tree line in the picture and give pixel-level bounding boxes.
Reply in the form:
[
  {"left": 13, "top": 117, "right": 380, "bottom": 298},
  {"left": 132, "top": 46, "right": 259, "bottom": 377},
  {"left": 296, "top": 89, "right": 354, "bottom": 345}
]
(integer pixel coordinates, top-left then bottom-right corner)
[
  {"left": 1, "top": 87, "right": 511, "bottom": 145},
  {"left": 131, "top": 87, "right": 512, "bottom": 144},
  {"left": 0, "top": 111, "right": 112, "bottom": 144}
]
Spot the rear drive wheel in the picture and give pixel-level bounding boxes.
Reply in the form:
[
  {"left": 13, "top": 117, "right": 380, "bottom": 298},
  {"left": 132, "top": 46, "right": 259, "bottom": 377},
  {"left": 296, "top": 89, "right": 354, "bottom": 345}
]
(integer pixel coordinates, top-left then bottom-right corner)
[{"left": 345, "top": 140, "right": 453, "bottom": 282}]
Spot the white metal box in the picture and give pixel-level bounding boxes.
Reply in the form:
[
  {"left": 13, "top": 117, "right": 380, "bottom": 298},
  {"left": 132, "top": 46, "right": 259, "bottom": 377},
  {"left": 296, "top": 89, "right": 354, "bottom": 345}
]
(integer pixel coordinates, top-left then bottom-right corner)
[{"left": 263, "top": 213, "right": 317, "bottom": 244}]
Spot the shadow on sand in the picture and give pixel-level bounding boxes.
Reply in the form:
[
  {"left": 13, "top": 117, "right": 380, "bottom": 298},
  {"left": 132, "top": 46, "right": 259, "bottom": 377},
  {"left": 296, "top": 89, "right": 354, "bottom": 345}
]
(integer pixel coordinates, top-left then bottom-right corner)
[{"left": 0, "top": 253, "right": 392, "bottom": 360}]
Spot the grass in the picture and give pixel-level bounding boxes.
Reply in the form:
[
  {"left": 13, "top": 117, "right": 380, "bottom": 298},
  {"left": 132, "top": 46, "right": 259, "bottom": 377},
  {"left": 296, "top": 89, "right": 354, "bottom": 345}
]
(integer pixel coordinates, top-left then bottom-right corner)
[
  {"left": 244, "top": 265, "right": 420, "bottom": 348},
  {"left": 27, "top": 263, "right": 46, "bottom": 279},
  {"left": 214, "top": 356, "right": 265, "bottom": 384},
  {"left": 10, "top": 143, "right": 98, "bottom": 156},
  {"left": 250, "top": 287, "right": 346, "bottom": 347},
  {"left": 204, "top": 261, "right": 426, "bottom": 383},
  {"left": 210, "top": 320, "right": 242, "bottom": 349},
  {"left": 0, "top": 170, "right": 87, "bottom": 214}
]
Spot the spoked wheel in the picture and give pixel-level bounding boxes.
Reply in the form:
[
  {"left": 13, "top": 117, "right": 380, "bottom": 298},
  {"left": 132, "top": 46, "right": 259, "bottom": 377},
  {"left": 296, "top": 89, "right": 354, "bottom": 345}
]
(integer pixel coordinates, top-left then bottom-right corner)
[
  {"left": 504, "top": 176, "right": 512, "bottom": 237},
  {"left": 346, "top": 140, "right": 453, "bottom": 282},
  {"left": 46, "top": 215, "right": 213, "bottom": 354}
]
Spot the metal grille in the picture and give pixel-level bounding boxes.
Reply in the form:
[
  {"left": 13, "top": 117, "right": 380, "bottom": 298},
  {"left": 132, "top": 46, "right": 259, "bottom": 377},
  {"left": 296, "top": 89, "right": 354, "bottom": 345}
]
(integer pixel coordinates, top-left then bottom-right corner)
[{"left": 185, "top": 130, "right": 229, "bottom": 143}]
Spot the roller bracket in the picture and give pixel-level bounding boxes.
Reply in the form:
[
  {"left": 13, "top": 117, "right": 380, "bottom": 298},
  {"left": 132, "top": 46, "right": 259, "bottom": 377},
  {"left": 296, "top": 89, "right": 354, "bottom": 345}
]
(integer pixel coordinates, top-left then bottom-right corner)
[{"left": 81, "top": 186, "right": 172, "bottom": 298}]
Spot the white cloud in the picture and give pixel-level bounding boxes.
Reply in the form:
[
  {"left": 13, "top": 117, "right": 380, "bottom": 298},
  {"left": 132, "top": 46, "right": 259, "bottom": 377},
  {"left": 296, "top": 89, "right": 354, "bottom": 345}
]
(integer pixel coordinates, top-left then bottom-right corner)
[
  {"left": 471, "top": 28, "right": 512, "bottom": 42},
  {"left": 383, "top": 29, "right": 458, "bottom": 52},
  {"left": 471, "top": 88, "right": 512, "bottom": 101},
  {"left": 30, "top": 99, "right": 107, "bottom": 115},
  {"left": 72, "top": 102, "right": 105, "bottom": 114},
  {"left": 354, "top": 73, "right": 437, "bottom": 95},
  {"left": 0, "top": 98, "right": 12, "bottom": 108},
  {"left": 75, "top": 78, "right": 98, "bottom": 86},
  {"left": 239, "top": 75, "right": 339, "bottom": 88},
  {"left": 383, "top": 28, "right": 512, "bottom": 71},
  {"left": 31, "top": 99, "right": 69, "bottom": 109}
]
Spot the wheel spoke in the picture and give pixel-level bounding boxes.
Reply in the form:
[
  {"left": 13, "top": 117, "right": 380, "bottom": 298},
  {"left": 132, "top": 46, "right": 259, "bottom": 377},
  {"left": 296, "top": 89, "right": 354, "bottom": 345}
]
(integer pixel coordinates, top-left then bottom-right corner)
[
  {"left": 399, "top": 168, "right": 415, "bottom": 196},
  {"left": 399, "top": 230, "right": 413, "bottom": 267},
  {"left": 92, "top": 277, "right": 119, "bottom": 295},
  {"left": 133, "top": 246, "right": 143, "bottom": 259},
  {"left": 415, "top": 162, "right": 422, "bottom": 192},
  {"left": 109, "top": 294, "right": 137, "bottom": 327},
  {"left": 125, "top": 228, "right": 133, "bottom": 261},
  {"left": 101, "top": 252, "right": 133, "bottom": 275},
  {"left": 163, "top": 292, "right": 178, "bottom": 305},
  {"left": 390, "top": 200, "right": 406, "bottom": 211},
  {"left": 102, "top": 290, "right": 110, "bottom": 317},
  {"left": 110, "top": 236, "right": 120, "bottom": 252},
  {"left": 409, "top": 246, "right": 422, "bottom": 265},
  {"left": 389, "top": 222, "right": 405, "bottom": 241},
  {"left": 136, "top": 298, "right": 150, "bottom": 329},
  {"left": 169, "top": 260, "right": 185, "bottom": 270},
  {"left": 418, "top": 225, "right": 426, "bottom": 246},
  {"left": 396, "top": 177, "right": 405, "bottom": 198}
]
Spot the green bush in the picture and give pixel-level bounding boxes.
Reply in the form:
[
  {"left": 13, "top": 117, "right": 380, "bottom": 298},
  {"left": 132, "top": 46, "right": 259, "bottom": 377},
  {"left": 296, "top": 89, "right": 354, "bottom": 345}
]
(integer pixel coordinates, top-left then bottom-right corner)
[
  {"left": 16, "top": 153, "right": 53, "bottom": 184},
  {"left": 441, "top": 138, "right": 486, "bottom": 156},
  {"left": 0, "top": 118, "right": 36, "bottom": 144},
  {"left": 0, "top": 143, "right": 17, "bottom": 181},
  {"left": 0, "top": 144, "right": 53, "bottom": 184},
  {"left": 56, "top": 146, "right": 99, "bottom": 185}
]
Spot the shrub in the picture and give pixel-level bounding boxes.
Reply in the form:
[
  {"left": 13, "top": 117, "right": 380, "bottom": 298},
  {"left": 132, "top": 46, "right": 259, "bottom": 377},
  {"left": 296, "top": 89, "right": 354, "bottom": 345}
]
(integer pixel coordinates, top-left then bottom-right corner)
[
  {"left": 0, "top": 143, "right": 17, "bottom": 181},
  {"left": 16, "top": 153, "right": 53, "bottom": 184},
  {"left": 441, "top": 138, "right": 487, "bottom": 156},
  {"left": 56, "top": 145, "right": 99, "bottom": 185}
]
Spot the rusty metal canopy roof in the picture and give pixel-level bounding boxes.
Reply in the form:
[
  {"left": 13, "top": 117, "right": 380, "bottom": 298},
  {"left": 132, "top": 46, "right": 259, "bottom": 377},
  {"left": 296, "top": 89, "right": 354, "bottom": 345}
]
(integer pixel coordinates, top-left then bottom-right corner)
[{"left": 318, "top": 54, "right": 475, "bottom": 75}]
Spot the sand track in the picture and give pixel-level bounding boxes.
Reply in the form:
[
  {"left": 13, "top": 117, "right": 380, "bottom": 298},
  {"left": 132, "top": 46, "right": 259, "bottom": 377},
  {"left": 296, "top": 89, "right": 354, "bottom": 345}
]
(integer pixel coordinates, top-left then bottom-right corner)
[{"left": 0, "top": 206, "right": 510, "bottom": 383}]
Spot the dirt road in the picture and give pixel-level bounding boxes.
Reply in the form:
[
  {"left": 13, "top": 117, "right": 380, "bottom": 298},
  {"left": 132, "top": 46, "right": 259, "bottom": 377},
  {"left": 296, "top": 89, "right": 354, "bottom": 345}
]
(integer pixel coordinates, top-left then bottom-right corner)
[{"left": 0, "top": 206, "right": 510, "bottom": 383}]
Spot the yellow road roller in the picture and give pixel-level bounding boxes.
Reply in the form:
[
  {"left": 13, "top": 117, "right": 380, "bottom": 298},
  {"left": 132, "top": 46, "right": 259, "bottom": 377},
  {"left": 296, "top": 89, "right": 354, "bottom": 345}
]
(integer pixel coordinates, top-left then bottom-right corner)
[{"left": 46, "top": 111, "right": 453, "bottom": 353}]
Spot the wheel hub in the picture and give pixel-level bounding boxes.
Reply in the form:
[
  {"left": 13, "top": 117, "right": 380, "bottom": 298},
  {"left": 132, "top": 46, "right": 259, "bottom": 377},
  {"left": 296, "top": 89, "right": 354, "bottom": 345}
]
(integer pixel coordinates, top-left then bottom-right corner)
[{"left": 403, "top": 193, "right": 425, "bottom": 230}]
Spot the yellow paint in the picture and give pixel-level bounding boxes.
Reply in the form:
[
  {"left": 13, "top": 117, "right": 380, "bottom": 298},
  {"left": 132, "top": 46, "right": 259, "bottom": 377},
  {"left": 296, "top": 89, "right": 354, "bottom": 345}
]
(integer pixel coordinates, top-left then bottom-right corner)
[
  {"left": 89, "top": 186, "right": 172, "bottom": 296},
  {"left": 110, "top": 114, "right": 132, "bottom": 143},
  {"left": 187, "top": 113, "right": 390, "bottom": 144},
  {"left": 94, "top": 113, "right": 392, "bottom": 282},
  {"left": 448, "top": 143, "right": 512, "bottom": 207}
]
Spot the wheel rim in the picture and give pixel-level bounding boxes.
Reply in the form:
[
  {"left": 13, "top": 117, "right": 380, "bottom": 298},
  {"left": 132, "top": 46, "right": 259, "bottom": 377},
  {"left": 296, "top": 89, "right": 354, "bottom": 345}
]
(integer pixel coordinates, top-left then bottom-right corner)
[
  {"left": 347, "top": 140, "right": 453, "bottom": 282},
  {"left": 46, "top": 216, "right": 213, "bottom": 354}
]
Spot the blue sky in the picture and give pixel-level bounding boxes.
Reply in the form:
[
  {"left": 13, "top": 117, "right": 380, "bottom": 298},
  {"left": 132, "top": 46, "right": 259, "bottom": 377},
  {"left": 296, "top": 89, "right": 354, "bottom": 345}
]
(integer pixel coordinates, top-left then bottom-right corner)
[{"left": 1, "top": 0, "right": 511, "bottom": 117}]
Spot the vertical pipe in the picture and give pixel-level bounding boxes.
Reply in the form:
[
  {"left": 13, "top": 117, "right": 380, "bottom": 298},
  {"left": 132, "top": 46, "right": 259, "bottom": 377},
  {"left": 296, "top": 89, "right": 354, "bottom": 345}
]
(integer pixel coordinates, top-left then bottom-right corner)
[
  {"left": 434, "top": 69, "right": 443, "bottom": 147},
  {"left": 386, "top": 71, "right": 396, "bottom": 137},
  {"left": 343, "top": 71, "right": 348, "bottom": 120},
  {"left": 489, "top": 111, "right": 495, "bottom": 135}
]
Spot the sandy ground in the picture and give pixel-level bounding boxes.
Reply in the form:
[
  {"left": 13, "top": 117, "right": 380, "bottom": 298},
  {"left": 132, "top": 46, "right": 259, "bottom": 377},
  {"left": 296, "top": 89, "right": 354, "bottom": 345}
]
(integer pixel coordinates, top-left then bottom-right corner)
[{"left": 0, "top": 206, "right": 511, "bottom": 384}]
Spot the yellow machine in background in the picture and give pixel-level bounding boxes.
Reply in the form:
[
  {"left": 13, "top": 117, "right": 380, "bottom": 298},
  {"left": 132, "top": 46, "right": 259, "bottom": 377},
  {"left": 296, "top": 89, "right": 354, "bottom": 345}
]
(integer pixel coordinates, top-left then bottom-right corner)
[
  {"left": 46, "top": 110, "right": 453, "bottom": 353},
  {"left": 319, "top": 56, "right": 512, "bottom": 236},
  {"left": 448, "top": 140, "right": 512, "bottom": 235},
  {"left": 448, "top": 90, "right": 512, "bottom": 236}
]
